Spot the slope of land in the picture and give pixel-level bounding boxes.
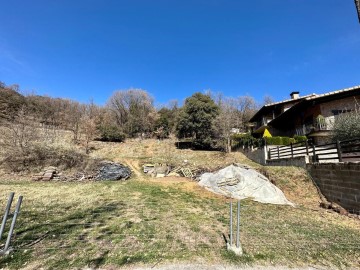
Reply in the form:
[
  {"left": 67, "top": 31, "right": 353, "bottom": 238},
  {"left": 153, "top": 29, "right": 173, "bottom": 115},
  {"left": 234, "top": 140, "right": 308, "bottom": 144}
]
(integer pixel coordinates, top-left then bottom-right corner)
[{"left": 0, "top": 139, "right": 359, "bottom": 270}]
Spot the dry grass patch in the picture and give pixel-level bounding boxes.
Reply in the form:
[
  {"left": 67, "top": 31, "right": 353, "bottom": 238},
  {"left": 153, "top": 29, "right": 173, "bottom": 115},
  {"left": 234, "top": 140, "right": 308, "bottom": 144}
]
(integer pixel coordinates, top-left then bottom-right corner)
[{"left": 1, "top": 138, "right": 359, "bottom": 269}]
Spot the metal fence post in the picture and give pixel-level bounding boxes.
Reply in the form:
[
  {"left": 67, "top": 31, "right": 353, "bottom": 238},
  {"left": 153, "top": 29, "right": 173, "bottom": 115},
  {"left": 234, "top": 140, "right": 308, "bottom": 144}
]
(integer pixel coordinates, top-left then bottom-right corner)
[
  {"left": 4, "top": 196, "right": 23, "bottom": 252},
  {"left": 236, "top": 201, "right": 240, "bottom": 248},
  {"left": 277, "top": 146, "right": 280, "bottom": 158},
  {"left": 336, "top": 140, "right": 343, "bottom": 162},
  {"left": 0, "top": 192, "right": 15, "bottom": 240},
  {"left": 229, "top": 201, "right": 233, "bottom": 246}
]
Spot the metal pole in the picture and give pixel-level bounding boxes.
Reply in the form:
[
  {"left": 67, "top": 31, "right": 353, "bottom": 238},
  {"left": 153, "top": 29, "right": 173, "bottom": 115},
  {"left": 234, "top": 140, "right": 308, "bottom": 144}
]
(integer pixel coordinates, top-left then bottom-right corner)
[
  {"left": 0, "top": 192, "right": 15, "bottom": 240},
  {"left": 4, "top": 196, "right": 23, "bottom": 252},
  {"left": 229, "top": 201, "right": 233, "bottom": 246},
  {"left": 236, "top": 201, "right": 240, "bottom": 248}
]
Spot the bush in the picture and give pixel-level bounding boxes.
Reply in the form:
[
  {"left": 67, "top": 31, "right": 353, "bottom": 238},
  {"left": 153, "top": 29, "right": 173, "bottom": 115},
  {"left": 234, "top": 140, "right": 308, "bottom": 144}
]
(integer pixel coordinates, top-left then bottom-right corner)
[
  {"left": 98, "top": 125, "right": 126, "bottom": 142},
  {"left": 266, "top": 136, "right": 296, "bottom": 146},
  {"left": 0, "top": 143, "right": 86, "bottom": 173},
  {"left": 293, "top": 135, "right": 307, "bottom": 143},
  {"left": 232, "top": 133, "right": 262, "bottom": 148},
  {"left": 265, "top": 136, "right": 282, "bottom": 145},
  {"left": 332, "top": 111, "right": 360, "bottom": 141}
]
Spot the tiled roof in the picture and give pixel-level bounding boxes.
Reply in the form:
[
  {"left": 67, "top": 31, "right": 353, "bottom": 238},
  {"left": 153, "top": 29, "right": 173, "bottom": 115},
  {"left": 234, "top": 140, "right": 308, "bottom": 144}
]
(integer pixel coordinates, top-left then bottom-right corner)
[
  {"left": 264, "top": 93, "right": 316, "bottom": 107},
  {"left": 304, "top": 85, "right": 360, "bottom": 101},
  {"left": 265, "top": 85, "right": 360, "bottom": 107}
]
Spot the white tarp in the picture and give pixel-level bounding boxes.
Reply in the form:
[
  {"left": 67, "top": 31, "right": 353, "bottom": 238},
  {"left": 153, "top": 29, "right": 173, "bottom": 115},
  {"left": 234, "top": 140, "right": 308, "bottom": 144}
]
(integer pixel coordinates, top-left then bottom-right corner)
[{"left": 199, "top": 164, "right": 294, "bottom": 206}]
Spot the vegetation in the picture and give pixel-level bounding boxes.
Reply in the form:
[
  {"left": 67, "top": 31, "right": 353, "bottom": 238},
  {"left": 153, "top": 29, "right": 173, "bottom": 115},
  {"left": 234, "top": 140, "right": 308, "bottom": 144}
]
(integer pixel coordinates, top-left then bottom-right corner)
[
  {"left": 0, "top": 139, "right": 359, "bottom": 269},
  {"left": 176, "top": 92, "right": 220, "bottom": 149},
  {"left": 265, "top": 136, "right": 302, "bottom": 146},
  {"left": 106, "top": 89, "right": 156, "bottom": 138},
  {"left": 332, "top": 109, "right": 360, "bottom": 141},
  {"left": 213, "top": 95, "right": 257, "bottom": 152},
  {"left": 231, "top": 133, "right": 263, "bottom": 149}
]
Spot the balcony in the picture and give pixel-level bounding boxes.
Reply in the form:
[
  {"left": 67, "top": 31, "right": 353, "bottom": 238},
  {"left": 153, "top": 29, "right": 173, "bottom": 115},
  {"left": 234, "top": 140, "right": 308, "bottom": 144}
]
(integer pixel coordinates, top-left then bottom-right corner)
[{"left": 295, "top": 116, "right": 334, "bottom": 136}]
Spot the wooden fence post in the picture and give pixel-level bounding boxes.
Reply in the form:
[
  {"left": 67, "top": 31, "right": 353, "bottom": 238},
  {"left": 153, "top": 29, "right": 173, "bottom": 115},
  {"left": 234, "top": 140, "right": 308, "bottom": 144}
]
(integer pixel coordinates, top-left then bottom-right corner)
[
  {"left": 312, "top": 144, "right": 317, "bottom": 162},
  {"left": 290, "top": 143, "right": 294, "bottom": 158},
  {"left": 277, "top": 146, "right": 280, "bottom": 159},
  {"left": 305, "top": 140, "right": 309, "bottom": 156},
  {"left": 336, "top": 140, "right": 343, "bottom": 162}
]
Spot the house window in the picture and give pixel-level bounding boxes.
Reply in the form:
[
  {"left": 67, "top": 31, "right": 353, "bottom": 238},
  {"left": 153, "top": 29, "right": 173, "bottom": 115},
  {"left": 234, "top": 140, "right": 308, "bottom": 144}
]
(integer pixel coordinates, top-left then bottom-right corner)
[{"left": 332, "top": 109, "right": 352, "bottom": 116}]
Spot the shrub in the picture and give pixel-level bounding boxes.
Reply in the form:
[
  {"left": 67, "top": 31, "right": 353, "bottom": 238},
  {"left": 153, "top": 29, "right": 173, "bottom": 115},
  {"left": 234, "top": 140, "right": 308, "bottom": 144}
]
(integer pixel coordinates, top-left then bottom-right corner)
[
  {"left": 293, "top": 135, "right": 307, "bottom": 143},
  {"left": 332, "top": 111, "right": 360, "bottom": 141},
  {"left": 265, "top": 136, "right": 282, "bottom": 145},
  {"left": 97, "top": 125, "right": 126, "bottom": 142},
  {"left": 0, "top": 143, "right": 86, "bottom": 173},
  {"left": 232, "top": 133, "right": 262, "bottom": 148},
  {"left": 266, "top": 136, "right": 296, "bottom": 146}
]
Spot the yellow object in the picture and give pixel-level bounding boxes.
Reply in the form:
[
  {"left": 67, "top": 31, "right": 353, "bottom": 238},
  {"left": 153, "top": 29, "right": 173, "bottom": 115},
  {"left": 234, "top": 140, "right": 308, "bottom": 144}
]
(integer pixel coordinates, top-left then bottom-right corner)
[{"left": 263, "top": 128, "right": 272, "bottom": 138}]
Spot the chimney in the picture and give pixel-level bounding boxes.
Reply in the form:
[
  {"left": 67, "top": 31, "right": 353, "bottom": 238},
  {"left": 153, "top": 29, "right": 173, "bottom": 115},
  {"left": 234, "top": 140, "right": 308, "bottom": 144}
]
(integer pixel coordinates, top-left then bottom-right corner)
[{"left": 290, "top": 91, "right": 300, "bottom": 100}]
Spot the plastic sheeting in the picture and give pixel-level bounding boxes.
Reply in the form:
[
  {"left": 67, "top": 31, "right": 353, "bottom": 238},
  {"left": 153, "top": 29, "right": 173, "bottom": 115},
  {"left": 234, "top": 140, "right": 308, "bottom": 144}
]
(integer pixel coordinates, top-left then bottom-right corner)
[
  {"left": 199, "top": 164, "right": 294, "bottom": 206},
  {"left": 96, "top": 162, "right": 131, "bottom": 181}
]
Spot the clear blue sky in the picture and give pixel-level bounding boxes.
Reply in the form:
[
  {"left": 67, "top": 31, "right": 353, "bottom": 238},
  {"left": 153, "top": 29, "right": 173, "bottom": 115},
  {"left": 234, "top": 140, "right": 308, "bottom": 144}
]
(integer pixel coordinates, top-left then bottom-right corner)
[{"left": 0, "top": 0, "right": 359, "bottom": 106}]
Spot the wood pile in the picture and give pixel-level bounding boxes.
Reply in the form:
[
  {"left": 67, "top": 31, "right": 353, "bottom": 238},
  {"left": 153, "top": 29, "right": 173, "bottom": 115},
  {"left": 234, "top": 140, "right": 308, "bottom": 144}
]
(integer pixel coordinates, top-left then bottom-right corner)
[
  {"left": 143, "top": 163, "right": 201, "bottom": 179},
  {"left": 32, "top": 166, "right": 62, "bottom": 181}
]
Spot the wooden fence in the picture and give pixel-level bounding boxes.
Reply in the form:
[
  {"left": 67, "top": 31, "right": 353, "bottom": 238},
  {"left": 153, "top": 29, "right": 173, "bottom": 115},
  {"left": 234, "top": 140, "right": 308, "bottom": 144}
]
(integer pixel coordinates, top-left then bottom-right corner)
[{"left": 268, "top": 138, "right": 360, "bottom": 163}]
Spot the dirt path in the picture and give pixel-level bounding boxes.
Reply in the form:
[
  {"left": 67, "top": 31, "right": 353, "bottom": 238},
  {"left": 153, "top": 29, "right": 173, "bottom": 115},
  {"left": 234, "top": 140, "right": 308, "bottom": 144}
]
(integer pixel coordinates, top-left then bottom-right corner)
[{"left": 123, "top": 158, "right": 143, "bottom": 178}]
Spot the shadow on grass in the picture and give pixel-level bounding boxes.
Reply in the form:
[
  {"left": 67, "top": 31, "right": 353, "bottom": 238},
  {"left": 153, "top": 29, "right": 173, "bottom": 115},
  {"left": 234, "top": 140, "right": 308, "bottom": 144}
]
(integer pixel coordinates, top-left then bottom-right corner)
[{"left": 0, "top": 201, "right": 125, "bottom": 269}]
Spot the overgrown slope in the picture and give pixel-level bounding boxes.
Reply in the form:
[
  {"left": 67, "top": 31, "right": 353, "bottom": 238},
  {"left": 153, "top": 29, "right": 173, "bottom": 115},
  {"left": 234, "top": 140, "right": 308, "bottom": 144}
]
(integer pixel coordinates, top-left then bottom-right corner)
[{"left": 0, "top": 139, "right": 359, "bottom": 269}]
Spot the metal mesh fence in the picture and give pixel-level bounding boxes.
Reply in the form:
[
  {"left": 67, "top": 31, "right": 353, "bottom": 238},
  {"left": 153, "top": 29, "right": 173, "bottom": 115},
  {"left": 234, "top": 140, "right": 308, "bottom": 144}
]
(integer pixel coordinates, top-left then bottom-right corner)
[{"left": 1, "top": 196, "right": 359, "bottom": 268}]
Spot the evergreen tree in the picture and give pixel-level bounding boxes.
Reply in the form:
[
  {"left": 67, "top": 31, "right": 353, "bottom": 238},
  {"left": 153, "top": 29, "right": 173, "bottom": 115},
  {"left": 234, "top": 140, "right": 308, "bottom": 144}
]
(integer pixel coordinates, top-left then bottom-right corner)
[{"left": 176, "top": 92, "right": 219, "bottom": 149}]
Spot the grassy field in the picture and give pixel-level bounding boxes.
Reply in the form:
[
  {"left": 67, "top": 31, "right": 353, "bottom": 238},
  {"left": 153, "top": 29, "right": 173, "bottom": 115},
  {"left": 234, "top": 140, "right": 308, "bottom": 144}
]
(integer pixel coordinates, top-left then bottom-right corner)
[{"left": 0, "top": 139, "right": 359, "bottom": 269}]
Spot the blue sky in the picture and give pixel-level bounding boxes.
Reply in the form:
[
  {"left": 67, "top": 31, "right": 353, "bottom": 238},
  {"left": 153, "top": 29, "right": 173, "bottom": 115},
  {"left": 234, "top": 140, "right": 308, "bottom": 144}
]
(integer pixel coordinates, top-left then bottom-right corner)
[{"left": 0, "top": 0, "right": 359, "bottom": 106}]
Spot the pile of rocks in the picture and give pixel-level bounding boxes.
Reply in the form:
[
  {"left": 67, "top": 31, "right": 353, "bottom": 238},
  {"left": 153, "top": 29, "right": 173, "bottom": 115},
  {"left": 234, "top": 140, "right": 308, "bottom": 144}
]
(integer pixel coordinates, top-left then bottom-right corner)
[{"left": 32, "top": 166, "right": 62, "bottom": 181}]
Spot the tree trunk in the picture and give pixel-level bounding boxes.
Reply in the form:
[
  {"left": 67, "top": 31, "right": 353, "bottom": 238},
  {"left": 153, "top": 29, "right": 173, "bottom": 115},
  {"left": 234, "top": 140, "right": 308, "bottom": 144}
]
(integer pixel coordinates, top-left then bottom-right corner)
[{"left": 227, "top": 137, "right": 232, "bottom": 153}]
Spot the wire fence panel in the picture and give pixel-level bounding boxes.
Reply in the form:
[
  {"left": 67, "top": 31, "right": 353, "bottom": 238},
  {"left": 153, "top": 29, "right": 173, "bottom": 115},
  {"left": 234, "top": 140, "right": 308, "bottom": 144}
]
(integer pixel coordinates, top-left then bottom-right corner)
[{"left": 1, "top": 198, "right": 359, "bottom": 269}]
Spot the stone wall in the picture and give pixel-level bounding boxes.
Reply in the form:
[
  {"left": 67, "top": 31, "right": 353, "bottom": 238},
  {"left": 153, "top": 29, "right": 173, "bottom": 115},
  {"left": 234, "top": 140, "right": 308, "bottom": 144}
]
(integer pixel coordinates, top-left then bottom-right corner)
[
  {"left": 240, "top": 147, "right": 266, "bottom": 165},
  {"left": 266, "top": 156, "right": 308, "bottom": 168},
  {"left": 307, "top": 163, "right": 360, "bottom": 214}
]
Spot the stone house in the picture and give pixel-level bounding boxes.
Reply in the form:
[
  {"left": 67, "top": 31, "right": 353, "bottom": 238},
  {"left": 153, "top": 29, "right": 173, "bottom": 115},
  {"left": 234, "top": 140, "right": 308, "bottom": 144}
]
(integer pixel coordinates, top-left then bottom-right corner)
[{"left": 249, "top": 85, "right": 360, "bottom": 144}]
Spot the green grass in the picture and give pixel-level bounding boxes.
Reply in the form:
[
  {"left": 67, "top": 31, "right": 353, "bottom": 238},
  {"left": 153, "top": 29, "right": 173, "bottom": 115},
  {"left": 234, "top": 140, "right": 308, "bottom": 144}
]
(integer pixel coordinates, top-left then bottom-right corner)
[
  {"left": 1, "top": 139, "right": 359, "bottom": 269},
  {"left": 0, "top": 179, "right": 359, "bottom": 269}
]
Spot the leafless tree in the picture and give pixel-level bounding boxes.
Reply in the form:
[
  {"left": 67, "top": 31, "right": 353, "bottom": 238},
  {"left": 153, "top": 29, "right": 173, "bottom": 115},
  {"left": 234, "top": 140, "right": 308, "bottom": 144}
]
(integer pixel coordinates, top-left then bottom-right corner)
[
  {"left": 263, "top": 95, "right": 275, "bottom": 105},
  {"left": 213, "top": 97, "right": 239, "bottom": 152},
  {"left": 106, "top": 89, "right": 156, "bottom": 137},
  {"left": 80, "top": 103, "right": 100, "bottom": 153},
  {"left": 235, "top": 95, "right": 258, "bottom": 129}
]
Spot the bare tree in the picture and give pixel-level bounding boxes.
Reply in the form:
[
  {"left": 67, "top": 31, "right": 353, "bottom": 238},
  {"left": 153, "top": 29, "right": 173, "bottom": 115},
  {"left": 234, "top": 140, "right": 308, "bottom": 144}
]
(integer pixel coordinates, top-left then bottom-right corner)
[
  {"left": 106, "top": 89, "right": 156, "bottom": 137},
  {"left": 64, "top": 100, "right": 85, "bottom": 142},
  {"left": 80, "top": 104, "right": 100, "bottom": 153},
  {"left": 235, "top": 95, "right": 258, "bottom": 130},
  {"left": 213, "top": 97, "right": 239, "bottom": 152},
  {"left": 263, "top": 95, "right": 275, "bottom": 105}
]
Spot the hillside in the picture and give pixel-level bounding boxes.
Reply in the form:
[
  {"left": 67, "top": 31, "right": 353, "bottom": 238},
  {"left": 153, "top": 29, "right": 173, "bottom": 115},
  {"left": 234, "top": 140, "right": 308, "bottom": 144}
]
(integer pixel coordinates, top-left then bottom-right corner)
[
  {"left": 0, "top": 86, "right": 26, "bottom": 121},
  {"left": 0, "top": 139, "right": 359, "bottom": 269}
]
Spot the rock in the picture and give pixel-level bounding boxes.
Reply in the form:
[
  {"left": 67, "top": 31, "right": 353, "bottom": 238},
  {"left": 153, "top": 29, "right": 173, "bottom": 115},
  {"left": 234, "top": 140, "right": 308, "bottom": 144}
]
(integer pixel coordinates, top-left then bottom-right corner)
[
  {"left": 167, "top": 172, "right": 180, "bottom": 177},
  {"left": 95, "top": 162, "right": 131, "bottom": 181}
]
